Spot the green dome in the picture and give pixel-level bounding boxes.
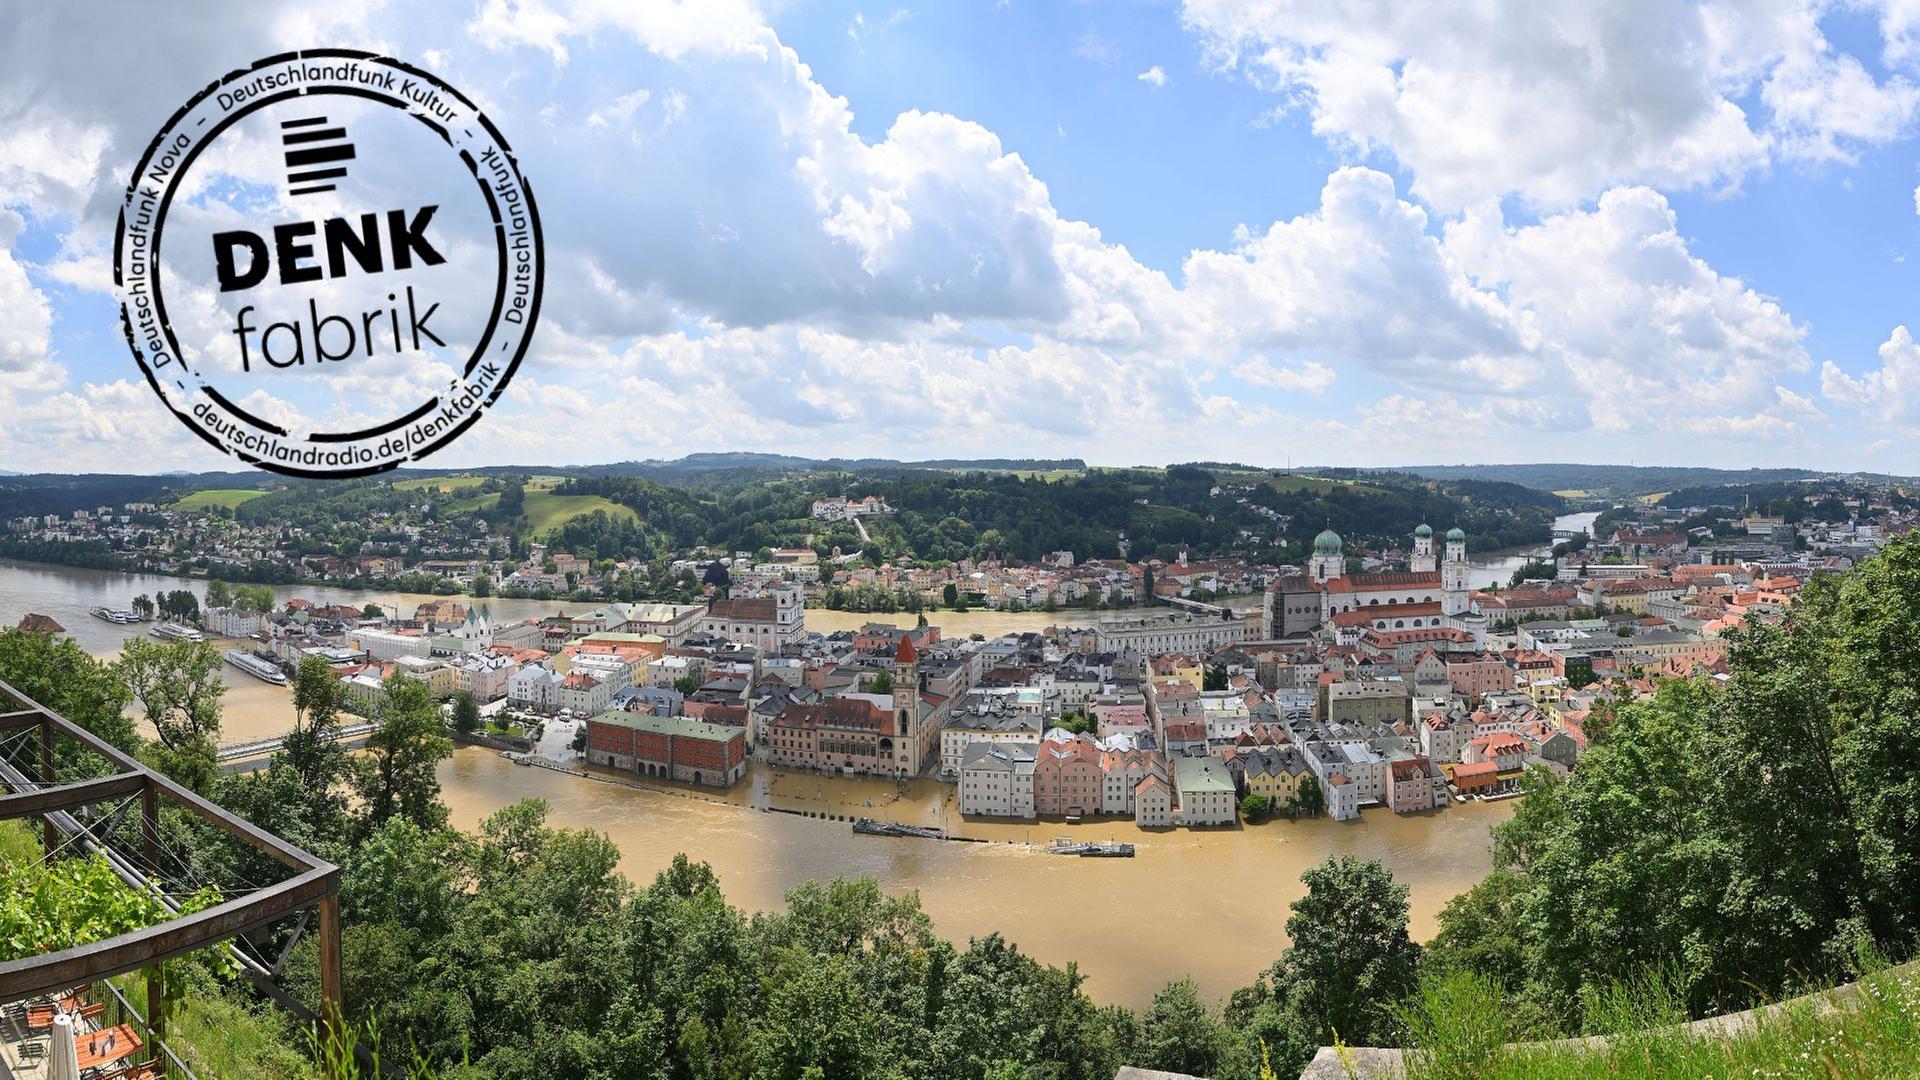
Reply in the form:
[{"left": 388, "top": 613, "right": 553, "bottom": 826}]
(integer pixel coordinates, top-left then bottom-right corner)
[
  {"left": 1312, "top": 528, "right": 1343, "bottom": 556},
  {"left": 1446, "top": 526, "right": 1466, "bottom": 542},
  {"left": 1414, "top": 523, "right": 1433, "bottom": 538}
]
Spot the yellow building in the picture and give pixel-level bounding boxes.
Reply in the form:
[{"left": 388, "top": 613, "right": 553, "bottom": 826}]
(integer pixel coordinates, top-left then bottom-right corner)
[{"left": 1242, "top": 747, "right": 1312, "bottom": 805}]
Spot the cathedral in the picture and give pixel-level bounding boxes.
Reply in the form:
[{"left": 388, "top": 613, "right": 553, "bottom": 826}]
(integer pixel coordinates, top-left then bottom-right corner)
[{"left": 1304, "top": 524, "right": 1487, "bottom": 641}]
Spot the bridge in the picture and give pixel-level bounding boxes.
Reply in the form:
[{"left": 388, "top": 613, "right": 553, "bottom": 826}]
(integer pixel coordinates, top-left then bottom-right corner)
[
  {"left": 1157, "top": 595, "right": 1239, "bottom": 619},
  {"left": 216, "top": 721, "right": 378, "bottom": 764}
]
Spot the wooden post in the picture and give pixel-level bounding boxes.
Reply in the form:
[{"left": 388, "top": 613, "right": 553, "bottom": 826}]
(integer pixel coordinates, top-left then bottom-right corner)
[
  {"left": 142, "top": 781, "right": 166, "bottom": 1057},
  {"left": 317, "top": 891, "right": 345, "bottom": 1079},
  {"left": 39, "top": 718, "right": 55, "bottom": 859}
]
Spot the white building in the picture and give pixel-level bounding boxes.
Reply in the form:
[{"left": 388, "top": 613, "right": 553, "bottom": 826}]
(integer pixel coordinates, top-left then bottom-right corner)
[
  {"left": 203, "top": 606, "right": 265, "bottom": 638},
  {"left": 940, "top": 711, "right": 1043, "bottom": 778},
  {"left": 350, "top": 627, "right": 431, "bottom": 662},
  {"left": 1092, "top": 611, "right": 1246, "bottom": 654},
  {"left": 959, "top": 743, "right": 1037, "bottom": 819},
  {"left": 1171, "top": 756, "right": 1236, "bottom": 827},
  {"left": 508, "top": 664, "right": 566, "bottom": 710},
  {"left": 1324, "top": 772, "right": 1359, "bottom": 821},
  {"left": 702, "top": 583, "right": 805, "bottom": 651}
]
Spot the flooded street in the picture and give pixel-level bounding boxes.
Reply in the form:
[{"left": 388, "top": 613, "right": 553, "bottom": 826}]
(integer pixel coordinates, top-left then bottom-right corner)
[{"left": 2, "top": 557, "right": 1515, "bottom": 1007}]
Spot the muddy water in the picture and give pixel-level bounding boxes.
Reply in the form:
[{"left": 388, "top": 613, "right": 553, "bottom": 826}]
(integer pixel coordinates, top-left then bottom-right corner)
[{"left": 439, "top": 750, "right": 1510, "bottom": 1008}]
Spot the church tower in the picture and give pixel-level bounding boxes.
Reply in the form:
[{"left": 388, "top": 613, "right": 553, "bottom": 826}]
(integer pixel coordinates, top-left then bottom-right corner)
[
  {"left": 1410, "top": 523, "right": 1436, "bottom": 573},
  {"left": 1309, "top": 528, "right": 1345, "bottom": 584},
  {"left": 1442, "top": 527, "right": 1469, "bottom": 615},
  {"left": 893, "top": 634, "right": 920, "bottom": 775}
]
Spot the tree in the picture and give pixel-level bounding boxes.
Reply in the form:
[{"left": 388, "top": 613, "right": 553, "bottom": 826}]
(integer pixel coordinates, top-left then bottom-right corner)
[
  {"left": 156, "top": 589, "right": 199, "bottom": 624},
  {"left": 0, "top": 629, "right": 138, "bottom": 755},
  {"left": 1240, "top": 793, "right": 1271, "bottom": 821},
  {"left": 942, "top": 582, "right": 959, "bottom": 608},
  {"left": 1140, "top": 979, "right": 1222, "bottom": 1076},
  {"left": 673, "top": 675, "right": 699, "bottom": 697},
  {"left": 473, "top": 574, "right": 492, "bottom": 598},
  {"left": 1204, "top": 663, "right": 1229, "bottom": 691},
  {"left": 353, "top": 673, "right": 453, "bottom": 836},
  {"left": 1237, "top": 855, "right": 1419, "bottom": 1075},
  {"left": 233, "top": 583, "right": 276, "bottom": 613},
  {"left": 205, "top": 579, "right": 231, "bottom": 609},
  {"left": 117, "top": 637, "right": 225, "bottom": 792},
  {"left": 362, "top": 603, "right": 384, "bottom": 619},
  {"left": 452, "top": 691, "right": 481, "bottom": 735},
  {"left": 130, "top": 593, "right": 154, "bottom": 619},
  {"left": 867, "top": 671, "right": 894, "bottom": 695},
  {"left": 1294, "top": 774, "right": 1323, "bottom": 817}
]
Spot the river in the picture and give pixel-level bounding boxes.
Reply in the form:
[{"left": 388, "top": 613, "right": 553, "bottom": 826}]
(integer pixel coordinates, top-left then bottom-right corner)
[
  {"left": 0, "top": 556, "right": 1529, "bottom": 1007},
  {"left": 1463, "top": 510, "right": 1599, "bottom": 589}
]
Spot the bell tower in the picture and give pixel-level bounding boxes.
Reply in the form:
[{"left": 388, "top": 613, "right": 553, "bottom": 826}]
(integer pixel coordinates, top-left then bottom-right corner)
[
  {"left": 893, "top": 634, "right": 919, "bottom": 774},
  {"left": 1410, "top": 523, "right": 1435, "bottom": 573},
  {"left": 1442, "top": 527, "right": 1469, "bottom": 615}
]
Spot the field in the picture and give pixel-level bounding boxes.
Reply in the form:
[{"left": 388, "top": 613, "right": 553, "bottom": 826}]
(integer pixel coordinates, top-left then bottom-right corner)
[
  {"left": 173, "top": 488, "right": 268, "bottom": 509},
  {"left": 522, "top": 492, "right": 640, "bottom": 533},
  {"left": 389, "top": 474, "right": 636, "bottom": 534},
  {"left": 394, "top": 474, "right": 487, "bottom": 494}
]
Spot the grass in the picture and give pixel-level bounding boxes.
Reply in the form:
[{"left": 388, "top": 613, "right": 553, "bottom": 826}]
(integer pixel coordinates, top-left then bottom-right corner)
[
  {"left": 1400, "top": 965, "right": 1920, "bottom": 1080},
  {"left": 393, "top": 474, "right": 486, "bottom": 494},
  {"left": 174, "top": 488, "right": 268, "bottom": 510},
  {"left": 108, "top": 976, "right": 318, "bottom": 1079},
  {"left": 522, "top": 491, "right": 638, "bottom": 533}
]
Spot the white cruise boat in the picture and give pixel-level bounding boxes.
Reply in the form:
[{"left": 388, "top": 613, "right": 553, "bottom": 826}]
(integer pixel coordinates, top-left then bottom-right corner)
[
  {"left": 150, "top": 622, "right": 204, "bottom": 642},
  {"left": 224, "top": 649, "right": 288, "bottom": 685}
]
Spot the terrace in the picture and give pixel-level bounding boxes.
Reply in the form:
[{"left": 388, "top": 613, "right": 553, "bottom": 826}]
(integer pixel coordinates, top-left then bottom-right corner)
[{"left": 0, "top": 680, "right": 344, "bottom": 1078}]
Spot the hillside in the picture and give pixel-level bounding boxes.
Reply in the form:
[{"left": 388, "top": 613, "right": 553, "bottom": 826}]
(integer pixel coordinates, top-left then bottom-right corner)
[
  {"left": 1392, "top": 463, "right": 1856, "bottom": 498},
  {"left": 0, "top": 460, "right": 1565, "bottom": 569}
]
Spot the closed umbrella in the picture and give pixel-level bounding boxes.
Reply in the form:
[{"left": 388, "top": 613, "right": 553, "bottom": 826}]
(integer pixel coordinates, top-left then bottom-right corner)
[{"left": 47, "top": 1011, "right": 80, "bottom": 1080}]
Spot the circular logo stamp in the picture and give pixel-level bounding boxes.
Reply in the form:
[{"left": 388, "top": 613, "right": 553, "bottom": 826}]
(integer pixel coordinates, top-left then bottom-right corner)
[{"left": 115, "top": 49, "right": 543, "bottom": 478}]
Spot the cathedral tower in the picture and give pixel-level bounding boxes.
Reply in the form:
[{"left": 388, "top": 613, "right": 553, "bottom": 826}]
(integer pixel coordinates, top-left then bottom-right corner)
[
  {"left": 1442, "top": 527, "right": 1469, "bottom": 615},
  {"left": 1410, "top": 523, "right": 1435, "bottom": 573},
  {"left": 1309, "top": 528, "right": 1345, "bottom": 584}
]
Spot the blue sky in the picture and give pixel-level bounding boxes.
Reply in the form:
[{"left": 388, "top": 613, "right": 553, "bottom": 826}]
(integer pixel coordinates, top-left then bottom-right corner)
[{"left": 2, "top": 0, "right": 1920, "bottom": 474}]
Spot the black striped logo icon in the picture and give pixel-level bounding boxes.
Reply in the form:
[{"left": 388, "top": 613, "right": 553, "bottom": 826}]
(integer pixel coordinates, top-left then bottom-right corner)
[{"left": 280, "top": 115, "right": 355, "bottom": 196}]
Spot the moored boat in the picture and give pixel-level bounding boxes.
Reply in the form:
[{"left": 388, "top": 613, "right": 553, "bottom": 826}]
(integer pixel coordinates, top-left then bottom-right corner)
[
  {"left": 150, "top": 622, "right": 203, "bottom": 642},
  {"left": 224, "top": 649, "right": 288, "bottom": 685}
]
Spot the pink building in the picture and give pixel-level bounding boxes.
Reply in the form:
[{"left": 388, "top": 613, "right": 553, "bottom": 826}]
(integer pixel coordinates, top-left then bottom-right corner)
[
  {"left": 1034, "top": 735, "right": 1104, "bottom": 817},
  {"left": 1386, "top": 756, "right": 1442, "bottom": 813}
]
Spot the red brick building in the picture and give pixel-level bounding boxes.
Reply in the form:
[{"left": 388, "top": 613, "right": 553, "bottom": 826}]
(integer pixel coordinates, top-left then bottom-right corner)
[{"left": 585, "top": 712, "right": 748, "bottom": 788}]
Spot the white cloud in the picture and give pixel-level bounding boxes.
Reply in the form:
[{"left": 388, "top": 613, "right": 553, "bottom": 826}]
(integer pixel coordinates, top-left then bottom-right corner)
[
  {"left": 1232, "top": 356, "right": 1335, "bottom": 392},
  {"left": 1444, "top": 186, "right": 1812, "bottom": 435},
  {"left": 0, "top": 242, "right": 52, "bottom": 378},
  {"left": 848, "top": 9, "right": 911, "bottom": 52},
  {"left": 1138, "top": 65, "right": 1168, "bottom": 87},
  {"left": 1180, "top": 0, "right": 1920, "bottom": 209},
  {"left": 1182, "top": 167, "right": 1530, "bottom": 390},
  {"left": 1823, "top": 326, "right": 1920, "bottom": 427}
]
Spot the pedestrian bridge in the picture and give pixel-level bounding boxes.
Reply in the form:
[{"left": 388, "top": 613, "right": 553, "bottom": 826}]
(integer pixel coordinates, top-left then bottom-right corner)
[{"left": 216, "top": 721, "right": 377, "bottom": 763}]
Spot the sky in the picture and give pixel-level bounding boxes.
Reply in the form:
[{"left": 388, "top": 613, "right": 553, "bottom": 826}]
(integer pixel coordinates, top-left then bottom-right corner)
[{"left": 3, "top": 0, "right": 1920, "bottom": 474}]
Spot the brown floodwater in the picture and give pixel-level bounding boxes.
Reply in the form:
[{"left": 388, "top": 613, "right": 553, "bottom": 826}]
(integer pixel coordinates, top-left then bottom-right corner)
[{"left": 438, "top": 750, "right": 1511, "bottom": 1009}]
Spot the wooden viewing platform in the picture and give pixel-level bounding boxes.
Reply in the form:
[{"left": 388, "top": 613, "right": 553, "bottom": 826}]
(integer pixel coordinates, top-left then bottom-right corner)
[{"left": 0, "top": 680, "right": 347, "bottom": 1077}]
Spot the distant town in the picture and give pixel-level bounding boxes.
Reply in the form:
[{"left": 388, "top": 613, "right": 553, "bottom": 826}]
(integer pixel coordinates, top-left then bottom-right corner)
[{"left": 12, "top": 468, "right": 1907, "bottom": 831}]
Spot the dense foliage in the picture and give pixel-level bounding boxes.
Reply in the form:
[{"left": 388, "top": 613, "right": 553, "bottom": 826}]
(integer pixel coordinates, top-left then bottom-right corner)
[{"left": 1431, "top": 533, "right": 1920, "bottom": 1035}]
